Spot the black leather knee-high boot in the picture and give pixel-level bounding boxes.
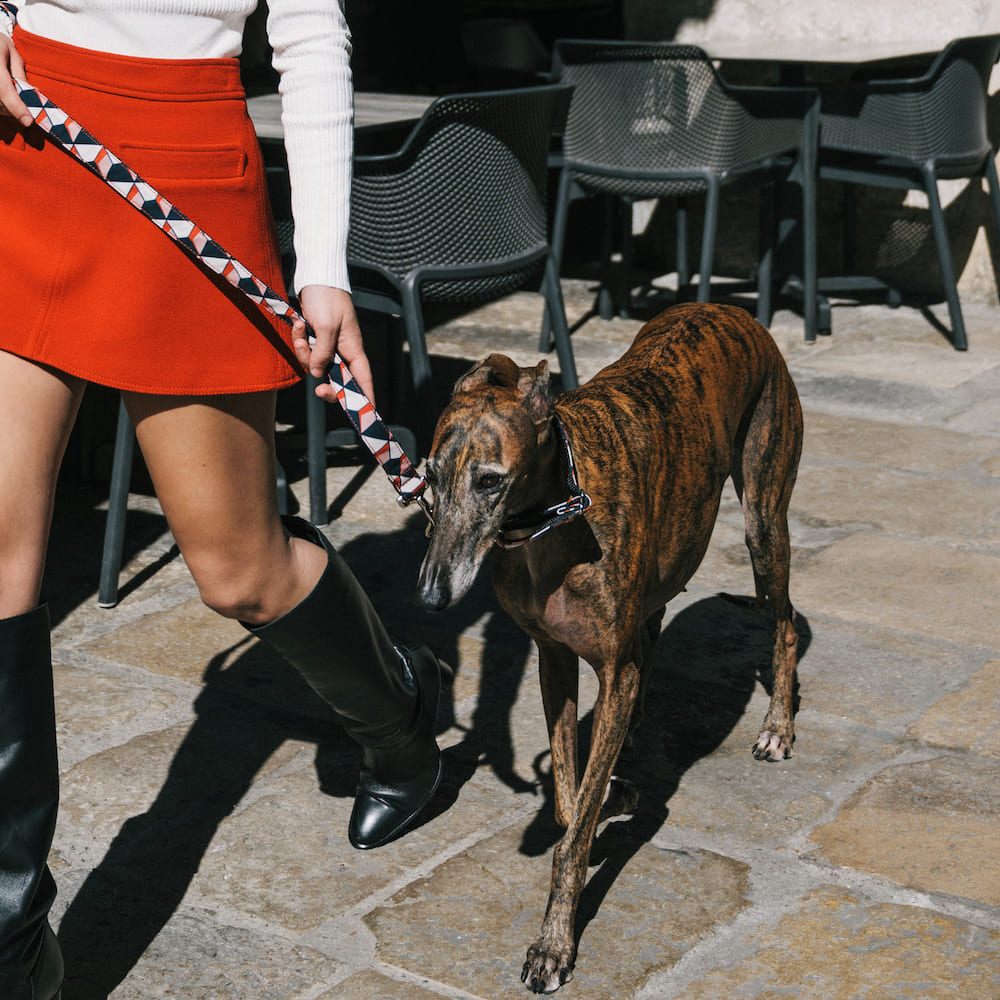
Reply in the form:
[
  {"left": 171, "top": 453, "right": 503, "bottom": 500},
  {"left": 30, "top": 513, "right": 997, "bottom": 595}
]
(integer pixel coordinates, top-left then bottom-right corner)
[
  {"left": 246, "top": 518, "right": 450, "bottom": 849},
  {"left": 0, "top": 605, "right": 64, "bottom": 1000}
]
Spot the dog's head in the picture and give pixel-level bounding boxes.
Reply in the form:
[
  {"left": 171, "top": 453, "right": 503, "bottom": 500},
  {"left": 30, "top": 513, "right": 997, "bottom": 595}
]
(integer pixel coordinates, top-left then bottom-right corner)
[{"left": 416, "top": 354, "right": 555, "bottom": 611}]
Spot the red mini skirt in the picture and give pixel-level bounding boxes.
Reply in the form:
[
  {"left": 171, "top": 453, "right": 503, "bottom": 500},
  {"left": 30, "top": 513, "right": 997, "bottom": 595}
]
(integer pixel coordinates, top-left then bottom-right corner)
[{"left": 0, "top": 28, "right": 302, "bottom": 395}]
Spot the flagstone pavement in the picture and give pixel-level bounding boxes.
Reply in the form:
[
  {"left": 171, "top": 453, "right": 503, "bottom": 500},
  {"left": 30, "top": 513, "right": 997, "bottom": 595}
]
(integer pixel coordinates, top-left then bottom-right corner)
[{"left": 43, "top": 280, "right": 1000, "bottom": 999}]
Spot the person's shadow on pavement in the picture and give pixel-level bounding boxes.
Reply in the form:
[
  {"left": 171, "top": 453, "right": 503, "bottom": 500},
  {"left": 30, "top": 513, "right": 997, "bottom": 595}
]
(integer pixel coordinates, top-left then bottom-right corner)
[{"left": 55, "top": 511, "right": 536, "bottom": 998}]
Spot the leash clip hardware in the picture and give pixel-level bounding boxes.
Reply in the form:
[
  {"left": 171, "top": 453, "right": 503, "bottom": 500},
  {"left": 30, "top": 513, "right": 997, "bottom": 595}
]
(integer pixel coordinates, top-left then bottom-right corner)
[{"left": 398, "top": 491, "right": 435, "bottom": 537}]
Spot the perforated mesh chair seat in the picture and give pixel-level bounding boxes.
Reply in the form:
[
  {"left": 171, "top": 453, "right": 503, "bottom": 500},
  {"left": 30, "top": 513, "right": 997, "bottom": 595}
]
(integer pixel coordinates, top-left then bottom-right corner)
[
  {"left": 548, "top": 40, "right": 818, "bottom": 331},
  {"left": 818, "top": 34, "right": 1000, "bottom": 350},
  {"left": 347, "top": 84, "right": 579, "bottom": 418}
]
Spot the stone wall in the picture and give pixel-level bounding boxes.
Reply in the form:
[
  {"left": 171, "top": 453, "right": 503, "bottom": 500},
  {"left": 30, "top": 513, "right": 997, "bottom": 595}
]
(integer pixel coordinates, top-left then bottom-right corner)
[{"left": 625, "top": 0, "right": 999, "bottom": 46}]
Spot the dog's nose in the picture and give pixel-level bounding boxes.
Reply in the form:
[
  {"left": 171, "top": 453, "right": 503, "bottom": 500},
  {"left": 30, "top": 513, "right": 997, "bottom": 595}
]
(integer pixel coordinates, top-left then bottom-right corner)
[
  {"left": 416, "top": 581, "right": 451, "bottom": 613},
  {"left": 415, "top": 560, "right": 452, "bottom": 612}
]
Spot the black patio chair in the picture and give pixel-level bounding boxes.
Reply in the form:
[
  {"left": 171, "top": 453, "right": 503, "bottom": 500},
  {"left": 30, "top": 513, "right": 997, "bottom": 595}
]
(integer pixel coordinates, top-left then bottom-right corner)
[
  {"left": 346, "top": 83, "right": 579, "bottom": 430},
  {"left": 547, "top": 39, "right": 818, "bottom": 338},
  {"left": 818, "top": 33, "right": 1000, "bottom": 350}
]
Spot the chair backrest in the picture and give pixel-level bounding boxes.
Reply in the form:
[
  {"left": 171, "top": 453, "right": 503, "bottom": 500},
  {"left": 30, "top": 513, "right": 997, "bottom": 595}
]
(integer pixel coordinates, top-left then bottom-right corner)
[
  {"left": 348, "top": 84, "right": 571, "bottom": 301},
  {"left": 551, "top": 39, "right": 804, "bottom": 195},
  {"left": 820, "top": 34, "right": 1000, "bottom": 170}
]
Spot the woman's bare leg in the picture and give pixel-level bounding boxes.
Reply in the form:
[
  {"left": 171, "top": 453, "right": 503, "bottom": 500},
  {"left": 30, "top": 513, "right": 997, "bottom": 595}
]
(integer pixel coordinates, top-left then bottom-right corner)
[
  {"left": 0, "top": 350, "right": 78, "bottom": 995},
  {"left": 0, "top": 351, "right": 85, "bottom": 618},
  {"left": 122, "top": 389, "right": 324, "bottom": 625}
]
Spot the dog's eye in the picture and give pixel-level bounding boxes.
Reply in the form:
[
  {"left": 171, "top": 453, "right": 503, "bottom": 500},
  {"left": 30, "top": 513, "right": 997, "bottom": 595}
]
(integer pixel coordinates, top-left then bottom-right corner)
[
  {"left": 476, "top": 472, "right": 502, "bottom": 491},
  {"left": 423, "top": 467, "right": 438, "bottom": 487}
]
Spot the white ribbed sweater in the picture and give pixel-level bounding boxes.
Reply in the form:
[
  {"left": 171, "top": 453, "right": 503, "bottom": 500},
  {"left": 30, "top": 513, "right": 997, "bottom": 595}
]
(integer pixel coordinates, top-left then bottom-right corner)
[{"left": 9, "top": 0, "right": 353, "bottom": 293}]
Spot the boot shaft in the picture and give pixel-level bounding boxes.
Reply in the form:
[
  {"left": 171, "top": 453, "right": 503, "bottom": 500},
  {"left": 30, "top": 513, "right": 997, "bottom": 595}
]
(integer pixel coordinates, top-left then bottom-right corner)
[
  {"left": 0, "top": 605, "right": 60, "bottom": 980},
  {"left": 246, "top": 518, "right": 415, "bottom": 747}
]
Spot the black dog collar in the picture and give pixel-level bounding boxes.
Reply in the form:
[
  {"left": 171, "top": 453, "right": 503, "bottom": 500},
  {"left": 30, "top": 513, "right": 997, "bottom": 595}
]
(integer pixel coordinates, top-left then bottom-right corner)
[{"left": 495, "top": 417, "right": 593, "bottom": 550}]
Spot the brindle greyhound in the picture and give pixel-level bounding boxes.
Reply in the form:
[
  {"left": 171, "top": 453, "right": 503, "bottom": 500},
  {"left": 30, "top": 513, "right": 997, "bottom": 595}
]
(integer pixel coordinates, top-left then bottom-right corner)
[{"left": 416, "top": 302, "right": 803, "bottom": 993}]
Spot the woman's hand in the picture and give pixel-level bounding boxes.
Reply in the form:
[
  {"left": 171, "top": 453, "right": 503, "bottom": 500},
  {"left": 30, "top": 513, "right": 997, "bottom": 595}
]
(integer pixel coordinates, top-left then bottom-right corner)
[
  {"left": 0, "top": 35, "right": 32, "bottom": 127},
  {"left": 291, "top": 285, "right": 376, "bottom": 406}
]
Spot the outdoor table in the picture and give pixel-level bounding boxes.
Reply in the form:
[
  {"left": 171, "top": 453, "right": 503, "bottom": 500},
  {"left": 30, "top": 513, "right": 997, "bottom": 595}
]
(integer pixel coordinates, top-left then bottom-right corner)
[
  {"left": 702, "top": 38, "right": 938, "bottom": 82},
  {"left": 247, "top": 90, "right": 435, "bottom": 140}
]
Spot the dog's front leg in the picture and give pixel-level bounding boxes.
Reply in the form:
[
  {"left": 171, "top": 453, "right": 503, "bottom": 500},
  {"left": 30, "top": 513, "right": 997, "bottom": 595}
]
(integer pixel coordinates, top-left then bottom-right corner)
[
  {"left": 537, "top": 640, "right": 580, "bottom": 828},
  {"left": 522, "top": 659, "right": 641, "bottom": 993}
]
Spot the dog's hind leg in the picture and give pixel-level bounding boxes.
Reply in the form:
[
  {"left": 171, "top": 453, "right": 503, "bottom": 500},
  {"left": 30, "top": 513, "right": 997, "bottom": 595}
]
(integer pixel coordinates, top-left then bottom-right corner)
[
  {"left": 734, "top": 368, "right": 803, "bottom": 762},
  {"left": 599, "top": 607, "right": 664, "bottom": 823},
  {"left": 624, "top": 606, "right": 665, "bottom": 749}
]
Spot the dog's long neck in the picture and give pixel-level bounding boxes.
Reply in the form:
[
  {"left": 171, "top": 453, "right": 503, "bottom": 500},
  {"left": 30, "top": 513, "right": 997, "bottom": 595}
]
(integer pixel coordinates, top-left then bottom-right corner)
[{"left": 496, "top": 415, "right": 592, "bottom": 549}]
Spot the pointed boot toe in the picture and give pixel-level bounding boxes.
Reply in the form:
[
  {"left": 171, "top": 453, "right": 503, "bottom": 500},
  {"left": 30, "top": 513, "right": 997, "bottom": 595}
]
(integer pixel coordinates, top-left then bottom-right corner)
[{"left": 348, "top": 645, "right": 450, "bottom": 849}]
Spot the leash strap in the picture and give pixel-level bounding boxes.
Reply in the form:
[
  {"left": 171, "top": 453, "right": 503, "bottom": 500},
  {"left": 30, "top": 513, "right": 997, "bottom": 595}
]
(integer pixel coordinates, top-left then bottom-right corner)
[
  {"left": 10, "top": 72, "right": 429, "bottom": 510},
  {"left": 495, "top": 417, "right": 592, "bottom": 549}
]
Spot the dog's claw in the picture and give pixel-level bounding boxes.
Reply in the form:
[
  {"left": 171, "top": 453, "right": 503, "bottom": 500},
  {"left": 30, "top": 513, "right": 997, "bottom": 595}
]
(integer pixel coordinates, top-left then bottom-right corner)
[{"left": 752, "top": 729, "right": 792, "bottom": 761}]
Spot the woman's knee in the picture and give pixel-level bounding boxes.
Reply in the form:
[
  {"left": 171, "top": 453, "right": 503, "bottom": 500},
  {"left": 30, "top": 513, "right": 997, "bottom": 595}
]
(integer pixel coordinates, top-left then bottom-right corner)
[
  {"left": 188, "top": 533, "right": 326, "bottom": 625},
  {"left": 189, "top": 553, "right": 276, "bottom": 623}
]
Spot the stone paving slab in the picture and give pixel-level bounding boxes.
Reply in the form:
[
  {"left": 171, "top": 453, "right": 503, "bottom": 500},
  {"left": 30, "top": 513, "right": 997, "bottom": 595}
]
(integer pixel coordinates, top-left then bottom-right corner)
[
  {"left": 791, "top": 532, "right": 1000, "bottom": 648},
  {"left": 365, "top": 825, "right": 749, "bottom": 999},
  {"left": 651, "top": 885, "right": 1000, "bottom": 1000},
  {"left": 909, "top": 658, "right": 1000, "bottom": 757},
  {"left": 49, "top": 867, "right": 347, "bottom": 1000},
  {"left": 189, "top": 763, "right": 515, "bottom": 930},
  {"left": 793, "top": 463, "right": 1000, "bottom": 552},
  {"left": 801, "top": 410, "right": 1000, "bottom": 474},
  {"left": 809, "top": 755, "right": 1000, "bottom": 906},
  {"left": 322, "top": 973, "right": 450, "bottom": 1000}
]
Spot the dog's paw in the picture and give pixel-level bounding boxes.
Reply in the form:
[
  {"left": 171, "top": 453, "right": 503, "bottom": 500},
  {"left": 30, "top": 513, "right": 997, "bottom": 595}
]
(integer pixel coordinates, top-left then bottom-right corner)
[
  {"left": 598, "top": 776, "right": 639, "bottom": 822},
  {"left": 752, "top": 729, "right": 793, "bottom": 762},
  {"left": 521, "top": 943, "right": 575, "bottom": 993}
]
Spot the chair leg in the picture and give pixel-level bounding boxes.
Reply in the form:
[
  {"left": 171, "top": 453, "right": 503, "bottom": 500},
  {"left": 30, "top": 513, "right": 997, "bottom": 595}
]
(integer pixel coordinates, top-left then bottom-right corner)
[
  {"left": 924, "top": 168, "right": 967, "bottom": 350},
  {"left": 541, "top": 254, "right": 579, "bottom": 391},
  {"left": 541, "top": 167, "right": 574, "bottom": 352},
  {"left": 756, "top": 181, "right": 775, "bottom": 326},
  {"left": 843, "top": 185, "right": 858, "bottom": 275},
  {"left": 598, "top": 195, "right": 617, "bottom": 320},
  {"left": 676, "top": 197, "right": 690, "bottom": 291},
  {"left": 305, "top": 373, "right": 329, "bottom": 525},
  {"left": 800, "top": 99, "right": 819, "bottom": 343},
  {"left": 98, "top": 398, "right": 135, "bottom": 608},
  {"left": 984, "top": 154, "right": 1000, "bottom": 253},
  {"left": 401, "top": 282, "right": 437, "bottom": 441},
  {"left": 697, "top": 183, "right": 719, "bottom": 302},
  {"left": 618, "top": 197, "right": 634, "bottom": 319}
]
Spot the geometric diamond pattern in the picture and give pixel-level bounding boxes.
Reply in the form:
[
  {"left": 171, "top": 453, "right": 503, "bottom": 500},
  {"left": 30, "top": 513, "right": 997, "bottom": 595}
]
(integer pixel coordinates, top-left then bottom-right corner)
[{"left": 12, "top": 75, "right": 427, "bottom": 504}]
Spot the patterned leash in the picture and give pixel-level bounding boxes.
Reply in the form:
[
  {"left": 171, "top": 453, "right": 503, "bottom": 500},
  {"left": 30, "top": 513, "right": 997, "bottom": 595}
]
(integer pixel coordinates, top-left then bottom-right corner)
[{"left": 10, "top": 74, "right": 432, "bottom": 521}]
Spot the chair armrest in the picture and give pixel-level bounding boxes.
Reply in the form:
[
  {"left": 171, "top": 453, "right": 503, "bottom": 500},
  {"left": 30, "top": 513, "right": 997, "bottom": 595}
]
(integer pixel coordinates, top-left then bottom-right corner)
[
  {"left": 723, "top": 82, "right": 819, "bottom": 121},
  {"left": 355, "top": 119, "right": 420, "bottom": 157}
]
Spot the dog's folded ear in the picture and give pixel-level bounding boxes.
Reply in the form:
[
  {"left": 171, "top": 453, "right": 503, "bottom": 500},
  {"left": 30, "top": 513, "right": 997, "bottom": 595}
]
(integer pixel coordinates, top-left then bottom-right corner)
[
  {"left": 518, "top": 360, "right": 553, "bottom": 427},
  {"left": 452, "top": 353, "right": 520, "bottom": 396}
]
